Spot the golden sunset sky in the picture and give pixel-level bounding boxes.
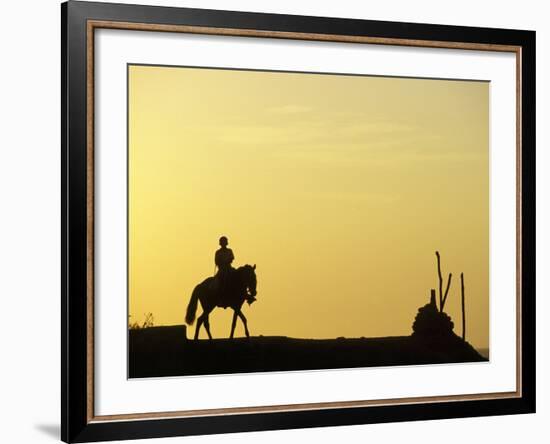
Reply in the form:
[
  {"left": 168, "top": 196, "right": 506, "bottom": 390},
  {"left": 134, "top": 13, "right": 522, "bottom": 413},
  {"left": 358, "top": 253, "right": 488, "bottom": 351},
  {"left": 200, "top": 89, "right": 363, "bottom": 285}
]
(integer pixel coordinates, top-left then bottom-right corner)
[{"left": 128, "top": 65, "right": 489, "bottom": 349}]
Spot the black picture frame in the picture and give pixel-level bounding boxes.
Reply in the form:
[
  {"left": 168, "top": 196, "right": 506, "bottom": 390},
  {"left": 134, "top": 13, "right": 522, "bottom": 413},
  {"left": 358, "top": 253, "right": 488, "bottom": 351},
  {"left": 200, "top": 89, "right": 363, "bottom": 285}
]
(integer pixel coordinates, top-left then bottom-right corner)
[{"left": 62, "top": 1, "right": 536, "bottom": 442}]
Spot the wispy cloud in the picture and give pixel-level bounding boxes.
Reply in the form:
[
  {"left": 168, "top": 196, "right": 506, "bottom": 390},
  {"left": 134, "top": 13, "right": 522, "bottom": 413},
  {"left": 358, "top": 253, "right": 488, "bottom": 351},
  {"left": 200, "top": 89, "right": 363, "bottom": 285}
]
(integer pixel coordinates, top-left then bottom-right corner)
[
  {"left": 296, "top": 189, "right": 400, "bottom": 205},
  {"left": 268, "top": 105, "right": 312, "bottom": 115}
]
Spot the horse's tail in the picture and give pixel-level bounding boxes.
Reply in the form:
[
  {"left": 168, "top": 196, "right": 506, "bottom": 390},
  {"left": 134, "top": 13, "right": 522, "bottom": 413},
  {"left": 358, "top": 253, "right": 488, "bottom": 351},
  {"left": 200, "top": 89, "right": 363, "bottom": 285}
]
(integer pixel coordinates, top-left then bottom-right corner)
[{"left": 185, "top": 286, "right": 200, "bottom": 325}]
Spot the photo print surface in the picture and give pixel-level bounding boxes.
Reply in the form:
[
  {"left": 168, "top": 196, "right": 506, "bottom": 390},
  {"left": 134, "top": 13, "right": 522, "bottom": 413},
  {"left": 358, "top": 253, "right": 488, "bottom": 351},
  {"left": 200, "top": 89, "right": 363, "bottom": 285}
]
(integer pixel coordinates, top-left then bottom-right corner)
[{"left": 127, "top": 64, "right": 489, "bottom": 378}]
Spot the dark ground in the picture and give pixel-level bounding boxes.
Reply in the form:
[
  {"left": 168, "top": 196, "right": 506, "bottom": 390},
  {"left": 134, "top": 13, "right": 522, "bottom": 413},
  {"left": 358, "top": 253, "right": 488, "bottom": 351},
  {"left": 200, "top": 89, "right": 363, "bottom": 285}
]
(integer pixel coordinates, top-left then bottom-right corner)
[{"left": 128, "top": 325, "right": 487, "bottom": 378}]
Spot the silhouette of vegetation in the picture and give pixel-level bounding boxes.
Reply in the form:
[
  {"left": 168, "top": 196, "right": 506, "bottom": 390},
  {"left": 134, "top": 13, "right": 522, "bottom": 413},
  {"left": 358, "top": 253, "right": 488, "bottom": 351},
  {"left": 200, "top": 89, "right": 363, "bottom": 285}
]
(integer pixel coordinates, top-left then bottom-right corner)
[{"left": 129, "top": 312, "right": 154, "bottom": 330}]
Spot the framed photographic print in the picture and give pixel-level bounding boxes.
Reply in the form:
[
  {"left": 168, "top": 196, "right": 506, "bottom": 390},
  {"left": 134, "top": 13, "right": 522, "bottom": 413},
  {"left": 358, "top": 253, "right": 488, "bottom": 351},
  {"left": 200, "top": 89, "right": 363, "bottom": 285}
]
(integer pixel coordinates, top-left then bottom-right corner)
[{"left": 61, "top": 1, "right": 536, "bottom": 442}]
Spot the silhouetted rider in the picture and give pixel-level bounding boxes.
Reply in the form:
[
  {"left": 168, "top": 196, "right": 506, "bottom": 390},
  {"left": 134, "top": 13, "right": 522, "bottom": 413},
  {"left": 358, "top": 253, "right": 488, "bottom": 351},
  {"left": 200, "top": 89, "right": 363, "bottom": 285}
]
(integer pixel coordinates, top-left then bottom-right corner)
[{"left": 213, "top": 236, "right": 234, "bottom": 300}]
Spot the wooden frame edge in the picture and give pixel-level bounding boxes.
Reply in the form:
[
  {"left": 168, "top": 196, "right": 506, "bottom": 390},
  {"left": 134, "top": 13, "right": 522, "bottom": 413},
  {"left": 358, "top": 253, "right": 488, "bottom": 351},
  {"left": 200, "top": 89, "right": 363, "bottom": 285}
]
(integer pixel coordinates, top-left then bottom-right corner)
[
  {"left": 89, "top": 19, "right": 522, "bottom": 52},
  {"left": 86, "top": 18, "right": 95, "bottom": 424},
  {"left": 90, "top": 391, "right": 520, "bottom": 423},
  {"left": 86, "top": 20, "right": 522, "bottom": 423}
]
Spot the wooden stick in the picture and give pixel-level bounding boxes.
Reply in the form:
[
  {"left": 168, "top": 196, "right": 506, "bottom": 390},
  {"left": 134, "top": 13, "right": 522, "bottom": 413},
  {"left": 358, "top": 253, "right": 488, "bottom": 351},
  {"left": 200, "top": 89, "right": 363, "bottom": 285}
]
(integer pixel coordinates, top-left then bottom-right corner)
[
  {"left": 441, "top": 273, "right": 453, "bottom": 311},
  {"left": 461, "top": 273, "right": 466, "bottom": 341},
  {"left": 436, "top": 251, "right": 443, "bottom": 311}
]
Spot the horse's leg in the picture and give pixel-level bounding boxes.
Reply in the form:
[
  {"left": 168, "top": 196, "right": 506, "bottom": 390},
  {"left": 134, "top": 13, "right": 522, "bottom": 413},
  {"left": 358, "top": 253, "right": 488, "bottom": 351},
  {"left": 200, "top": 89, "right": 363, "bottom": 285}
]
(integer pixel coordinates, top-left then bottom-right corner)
[
  {"left": 237, "top": 310, "right": 250, "bottom": 338},
  {"left": 194, "top": 313, "right": 205, "bottom": 340},
  {"left": 204, "top": 313, "right": 213, "bottom": 340},
  {"left": 230, "top": 310, "right": 238, "bottom": 339}
]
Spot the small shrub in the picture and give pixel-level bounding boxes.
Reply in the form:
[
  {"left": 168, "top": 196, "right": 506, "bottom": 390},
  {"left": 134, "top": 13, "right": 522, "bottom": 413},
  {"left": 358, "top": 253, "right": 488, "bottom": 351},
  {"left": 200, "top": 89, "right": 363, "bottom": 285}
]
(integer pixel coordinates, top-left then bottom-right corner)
[{"left": 129, "top": 313, "right": 154, "bottom": 330}]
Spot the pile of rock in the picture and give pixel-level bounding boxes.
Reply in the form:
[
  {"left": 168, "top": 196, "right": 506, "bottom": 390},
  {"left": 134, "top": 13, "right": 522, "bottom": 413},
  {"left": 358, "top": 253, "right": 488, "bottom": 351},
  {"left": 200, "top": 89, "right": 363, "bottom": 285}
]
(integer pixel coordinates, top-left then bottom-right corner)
[{"left": 412, "top": 296, "right": 454, "bottom": 340}]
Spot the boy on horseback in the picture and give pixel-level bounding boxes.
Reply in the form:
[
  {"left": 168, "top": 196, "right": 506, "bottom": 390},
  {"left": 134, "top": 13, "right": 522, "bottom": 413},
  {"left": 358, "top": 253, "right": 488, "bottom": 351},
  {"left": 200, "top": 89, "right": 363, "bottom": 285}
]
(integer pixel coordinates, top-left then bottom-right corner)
[{"left": 213, "top": 236, "right": 234, "bottom": 306}]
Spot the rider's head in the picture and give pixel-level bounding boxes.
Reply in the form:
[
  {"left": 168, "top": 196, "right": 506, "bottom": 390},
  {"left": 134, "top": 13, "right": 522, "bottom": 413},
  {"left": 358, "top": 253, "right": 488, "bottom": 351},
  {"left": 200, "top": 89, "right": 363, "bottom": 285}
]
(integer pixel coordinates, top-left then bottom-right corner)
[{"left": 219, "top": 236, "right": 228, "bottom": 247}]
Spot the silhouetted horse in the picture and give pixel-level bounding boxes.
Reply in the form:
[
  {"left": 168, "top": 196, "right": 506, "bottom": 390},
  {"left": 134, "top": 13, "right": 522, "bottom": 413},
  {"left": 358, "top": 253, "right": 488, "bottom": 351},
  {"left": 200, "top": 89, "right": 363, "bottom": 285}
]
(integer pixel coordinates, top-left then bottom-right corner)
[{"left": 185, "top": 264, "right": 257, "bottom": 340}]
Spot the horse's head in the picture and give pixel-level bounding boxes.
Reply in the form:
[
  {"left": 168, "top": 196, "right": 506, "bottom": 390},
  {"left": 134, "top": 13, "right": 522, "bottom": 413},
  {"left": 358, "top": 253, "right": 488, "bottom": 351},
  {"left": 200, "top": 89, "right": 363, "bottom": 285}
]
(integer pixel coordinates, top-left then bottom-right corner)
[{"left": 241, "top": 264, "right": 257, "bottom": 302}]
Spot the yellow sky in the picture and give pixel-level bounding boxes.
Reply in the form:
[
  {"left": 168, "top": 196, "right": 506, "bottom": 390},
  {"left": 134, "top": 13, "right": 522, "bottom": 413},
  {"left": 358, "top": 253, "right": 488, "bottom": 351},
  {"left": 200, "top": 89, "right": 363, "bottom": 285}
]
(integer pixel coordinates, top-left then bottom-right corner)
[{"left": 128, "top": 65, "right": 489, "bottom": 349}]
